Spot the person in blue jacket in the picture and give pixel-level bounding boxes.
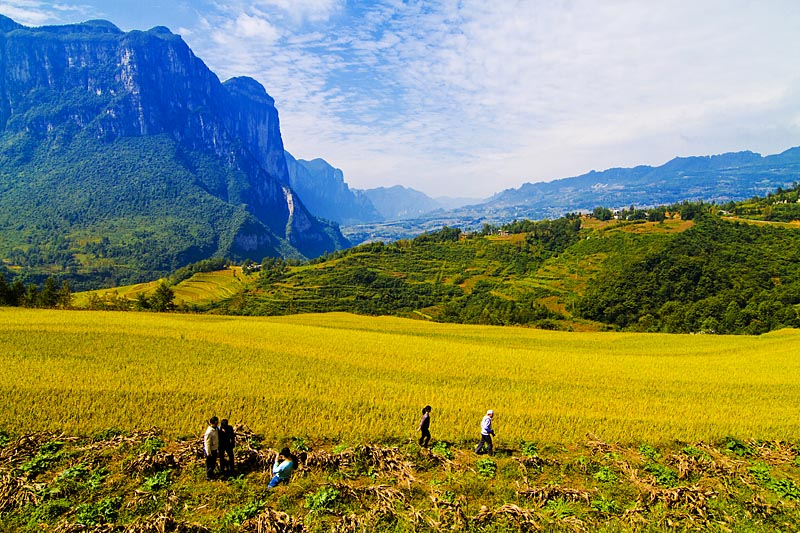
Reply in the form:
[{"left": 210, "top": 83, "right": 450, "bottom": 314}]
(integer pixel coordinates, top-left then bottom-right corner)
[{"left": 268, "top": 447, "right": 298, "bottom": 488}]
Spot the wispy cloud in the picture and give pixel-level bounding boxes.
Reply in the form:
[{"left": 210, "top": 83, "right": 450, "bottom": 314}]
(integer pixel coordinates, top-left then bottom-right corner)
[
  {"left": 4, "top": 0, "right": 800, "bottom": 196},
  {"left": 0, "top": 0, "right": 90, "bottom": 25}
]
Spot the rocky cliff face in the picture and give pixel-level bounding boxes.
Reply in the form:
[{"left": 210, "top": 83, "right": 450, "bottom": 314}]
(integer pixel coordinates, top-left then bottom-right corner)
[
  {"left": 285, "top": 152, "right": 383, "bottom": 225},
  {"left": 0, "top": 15, "right": 345, "bottom": 261}
]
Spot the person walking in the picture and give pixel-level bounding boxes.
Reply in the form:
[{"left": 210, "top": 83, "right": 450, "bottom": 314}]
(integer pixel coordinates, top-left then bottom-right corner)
[
  {"left": 268, "top": 447, "right": 298, "bottom": 488},
  {"left": 218, "top": 419, "right": 236, "bottom": 475},
  {"left": 475, "top": 410, "right": 495, "bottom": 455},
  {"left": 203, "top": 416, "right": 220, "bottom": 480},
  {"left": 418, "top": 405, "right": 432, "bottom": 447}
]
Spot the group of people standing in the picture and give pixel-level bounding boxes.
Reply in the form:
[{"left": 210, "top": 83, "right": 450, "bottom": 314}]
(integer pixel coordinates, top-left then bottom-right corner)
[
  {"left": 418, "top": 407, "right": 497, "bottom": 455},
  {"left": 203, "top": 416, "right": 298, "bottom": 487},
  {"left": 203, "top": 407, "right": 494, "bottom": 485},
  {"left": 203, "top": 416, "right": 236, "bottom": 480}
]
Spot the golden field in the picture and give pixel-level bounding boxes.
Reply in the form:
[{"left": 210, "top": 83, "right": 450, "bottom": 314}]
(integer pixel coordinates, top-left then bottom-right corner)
[{"left": 2, "top": 307, "right": 799, "bottom": 444}]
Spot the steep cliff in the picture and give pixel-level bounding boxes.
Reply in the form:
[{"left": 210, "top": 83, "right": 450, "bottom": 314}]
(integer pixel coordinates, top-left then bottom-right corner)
[
  {"left": 285, "top": 152, "right": 383, "bottom": 225},
  {"left": 0, "top": 16, "right": 347, "bottom": 287}
]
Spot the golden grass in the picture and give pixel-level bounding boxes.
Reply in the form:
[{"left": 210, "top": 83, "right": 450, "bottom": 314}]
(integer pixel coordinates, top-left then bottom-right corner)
[{"left": 2, "top": 308, "right": 799, "bottom": 445}]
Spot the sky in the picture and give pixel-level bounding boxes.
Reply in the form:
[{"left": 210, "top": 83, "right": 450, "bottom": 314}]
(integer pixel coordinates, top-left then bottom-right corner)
[{"left": 1, "top": 1, "right": 800, "bottom": 198}]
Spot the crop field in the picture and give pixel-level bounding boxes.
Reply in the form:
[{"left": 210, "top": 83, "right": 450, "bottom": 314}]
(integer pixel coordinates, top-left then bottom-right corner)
[
  {"left": 73, "top": 266, "right": 246, "bottom": 307},
  {"left": 2, "top": 307, "right": 799, "bottom": 445}
]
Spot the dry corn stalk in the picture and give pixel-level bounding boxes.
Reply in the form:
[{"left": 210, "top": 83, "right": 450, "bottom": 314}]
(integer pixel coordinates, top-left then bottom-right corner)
[
  {"left": 429, "top": 492, "right": 467, "bottom": 530},
  {"left": 473, "top": 503, "right": 543, "bottom": 531},
  {"left": 240, "top": 507, "right": 304, "bottom": 533},
  {"left": 0, "top": 472, "right": 43, "bottom": 512},
  {"left": 518, "top": 484, "right": 595, "bottom": 506}
]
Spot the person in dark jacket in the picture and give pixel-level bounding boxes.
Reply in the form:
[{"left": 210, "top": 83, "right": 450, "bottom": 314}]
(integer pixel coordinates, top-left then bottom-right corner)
[
  {"left": 218, "top": 419, "right": 236, "bottom": 474},
  {"left": 418, "top": 405, "right": 432, "bottom": 447}
]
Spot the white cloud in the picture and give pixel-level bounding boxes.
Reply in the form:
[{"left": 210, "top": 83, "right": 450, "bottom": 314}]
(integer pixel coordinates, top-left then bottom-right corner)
[
  {"left": 250, "top": 0, "right": 342, "bottom": 22},
  {"left": 0, "top": 0, "right": 90, "bottom": 25},
  {"left": 4, "top": 0, "right": 800, "bottom": 197}
]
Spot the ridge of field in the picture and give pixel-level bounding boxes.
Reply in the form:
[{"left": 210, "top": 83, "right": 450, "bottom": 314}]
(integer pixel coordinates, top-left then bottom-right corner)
[
  {"left": 3, "top": 308, "right": 799, "bottom": 444},
  {"left": 73, "top": 266, "right": 247, "bottom": 308}
]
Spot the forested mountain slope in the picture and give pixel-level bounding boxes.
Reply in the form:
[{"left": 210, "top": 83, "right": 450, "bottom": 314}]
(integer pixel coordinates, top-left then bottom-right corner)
[
  {"left": 202, "top": 188, "right": 800, "bottom": 335},
  {"left": 0, "top": 16, "right": 347, "bottom": 289}
]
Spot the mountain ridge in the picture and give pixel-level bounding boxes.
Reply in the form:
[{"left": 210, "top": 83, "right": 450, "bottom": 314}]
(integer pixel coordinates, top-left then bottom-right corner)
[{"left": 0, "top": 16, "right": 347, "bottom": 288}]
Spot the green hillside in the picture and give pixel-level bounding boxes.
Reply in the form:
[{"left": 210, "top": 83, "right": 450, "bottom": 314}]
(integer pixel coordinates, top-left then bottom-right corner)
[
  {"left": 0, "top": 131, "right": 294, "bottom": 289},
  {"left": 69, "top": 187, "right": 800, "bottom": 335}
]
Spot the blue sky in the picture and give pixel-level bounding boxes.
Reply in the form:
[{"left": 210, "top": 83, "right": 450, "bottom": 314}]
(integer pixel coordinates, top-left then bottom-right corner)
[{"left": 2, "top": 1, "right": 800, "bottom": 198}]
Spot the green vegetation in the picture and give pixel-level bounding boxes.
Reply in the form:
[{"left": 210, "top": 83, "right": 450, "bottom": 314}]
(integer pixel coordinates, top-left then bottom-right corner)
[
  {"left": 2, "top": 428, "right": 800, "bottom": 531},
  {"left": 578, "top": 215, "right": 800, "bottom": 333},
  {"left": 0, "top": 130, "right": 300, "bottom": 290},
  {"left": 193, "top": 191, "right": 800, "bottom": 335},
  {"left": 59, "top": 184, "right": 800, "bottom": 335}
]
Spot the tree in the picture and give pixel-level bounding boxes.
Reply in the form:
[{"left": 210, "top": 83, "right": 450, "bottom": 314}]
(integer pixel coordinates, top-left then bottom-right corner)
[
  {"left": 150, "top": 282, "right": 175, "bottom": 312},
  {"left": 0, "top": 275, "right": 8, "bottom": 305},
  {"left": 39, "top": 277, "right": 59, "bottom": 308},
  {"left": 593, "top": 207, "right": 613, "bottom": 221},
  {"left": 56, "top": 280, "right": 72, "bottom": 309}
]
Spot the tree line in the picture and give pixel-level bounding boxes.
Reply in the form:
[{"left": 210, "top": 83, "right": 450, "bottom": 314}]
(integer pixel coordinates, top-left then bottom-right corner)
[{"left": 0, "top": 275, "right": 72, "bottom": 309}]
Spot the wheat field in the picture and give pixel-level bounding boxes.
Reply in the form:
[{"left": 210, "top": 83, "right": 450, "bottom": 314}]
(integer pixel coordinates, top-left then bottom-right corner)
[{"left": 2, "top": 307, "right": 799, "bottom": 444}]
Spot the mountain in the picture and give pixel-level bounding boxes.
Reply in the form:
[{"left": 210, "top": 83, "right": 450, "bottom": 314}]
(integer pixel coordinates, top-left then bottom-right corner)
[
  {"left": 284, "top": 152, "right": 382, "bottom": 225},
  {"left": 480, "top": 148, "right": 800, "bottom": 218},
  {"left": 360, "top": 185, "right": 443, "bottom": 220},
  {"left": 339, "top": 147, "right": 800, "bottom": 244},
  {"left": 0, "top": 16, "right": 347, "bottom": 288}
]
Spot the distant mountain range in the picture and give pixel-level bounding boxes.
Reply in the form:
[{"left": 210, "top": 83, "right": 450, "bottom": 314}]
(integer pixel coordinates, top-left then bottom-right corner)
[
  {"left": 0, "top": 15, "right": 346, "bottom": 287},
  {"left": 483, "top": 148, "right": 800, "bottom": 218},
  {"left": 336, "top": 148, "right": 800, "bottom": 244},
  {"left": 283, "top": 153, "right": 481, "bottom": 224}
]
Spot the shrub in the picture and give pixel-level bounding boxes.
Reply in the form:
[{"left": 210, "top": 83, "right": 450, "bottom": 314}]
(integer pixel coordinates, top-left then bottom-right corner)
[
  {"left": 638, "top": 444, "right": 659, "bottom": 461},
  {"left": 223, "top": 499, "right": 264, "bottom": 527},
  {"left": 142, "top": 470, "right": 171, "bottom": 491},
  {"left": 593, "top": 466, "right": 617, "bottom": 483},
  {"left": 643, "top": 462, "right": 678, "bottom": 487},
  {"left": 476, "top": 458, "right": 497, "bottom": 479},
  {"left": 724, "top": 436, "right": 753, "bottom": 457},
  {"left": 520, "top": 441, "right": 539, "bottom": 457},
  {"left": 591, "top": 497, "right": 619, "bottom": 514},
  {"left": 76, "top": 496, "right": 122, "bottom": 526},
  {"left": 431, "top": 441, "right": 454, "bottom": 460},
  {"left": 142, "top": 437, "right": 165, "bottom": 456},
  {"left": 305, "top": 487, "right": 340, "bottom": 514}
]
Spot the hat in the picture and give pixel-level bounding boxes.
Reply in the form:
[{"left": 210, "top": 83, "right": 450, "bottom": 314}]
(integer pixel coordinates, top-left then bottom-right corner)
[{"left": 487, "top": 410, "right": 494, "bottom": 415}]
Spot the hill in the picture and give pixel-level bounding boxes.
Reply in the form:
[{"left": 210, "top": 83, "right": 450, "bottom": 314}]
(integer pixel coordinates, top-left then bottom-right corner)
[
  {"left": 205, "top": 190, "right": 800, "bottom": 335},
  {"left": 74, "top": 187, "right": 800, "bottom": 335},
  {"left": 0, "top": 16, "right": 348, "bottom": 290}
]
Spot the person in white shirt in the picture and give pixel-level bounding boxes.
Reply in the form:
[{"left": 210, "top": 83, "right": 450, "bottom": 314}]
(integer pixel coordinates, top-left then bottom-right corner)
[
  {"left": 203, "top": 416, "right": 220, "bottom": 480},
  {"left": 475, "top": 410, "right": 495, "bottom": 455}
]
